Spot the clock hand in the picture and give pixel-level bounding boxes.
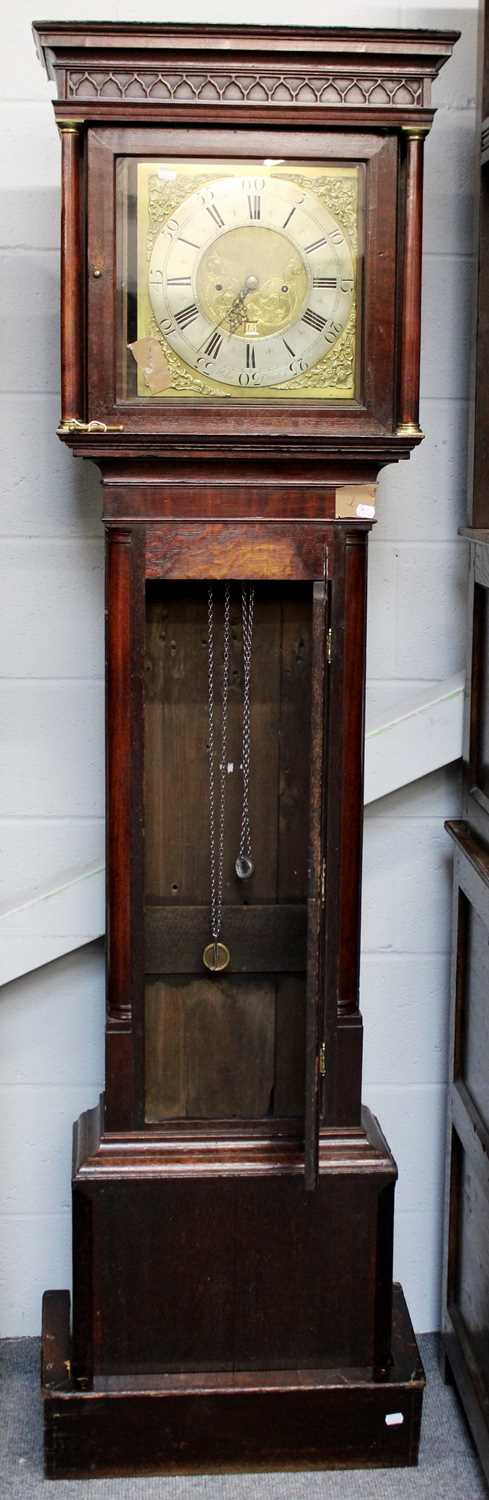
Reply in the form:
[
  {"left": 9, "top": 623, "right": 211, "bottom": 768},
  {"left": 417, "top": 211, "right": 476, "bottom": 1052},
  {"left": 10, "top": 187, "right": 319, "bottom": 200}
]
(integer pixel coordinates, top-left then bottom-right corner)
[
  {"left": 197, "top": 274, "right": 259, "bottom": 349},
  {"left": 226, "top": 273, "right": 259, "bottom": 320}
]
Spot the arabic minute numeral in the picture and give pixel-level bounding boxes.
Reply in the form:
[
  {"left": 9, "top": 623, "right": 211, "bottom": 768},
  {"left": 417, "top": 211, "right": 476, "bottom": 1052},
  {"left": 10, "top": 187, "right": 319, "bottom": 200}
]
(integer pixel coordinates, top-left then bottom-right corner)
[
  {"left": 174, "top": 302, "right": 200, "bottom": 329},
  {"left": 244, "top": 177, "right": 265, "bottom": 221},
  {"left": 282, "top": 338, "right": 306, "bottom": 375},
  {"left": 325, "top": 320, "right": 342, "bottom": 345},
  {"left": 289, "top": 356, "right": 307, "bottom": 375},
  {"left": 340, "top": 276, "right": 354, "bottom": 293},
  {"left": 302, "top": 307, "right": 327, "bottom": 333}
]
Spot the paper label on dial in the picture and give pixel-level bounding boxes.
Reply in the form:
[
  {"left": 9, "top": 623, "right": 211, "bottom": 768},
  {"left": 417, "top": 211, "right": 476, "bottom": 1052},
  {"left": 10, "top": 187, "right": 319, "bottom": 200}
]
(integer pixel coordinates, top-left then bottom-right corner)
[{"left": 128, "top": 338, "right": 171, "bottom": 394}]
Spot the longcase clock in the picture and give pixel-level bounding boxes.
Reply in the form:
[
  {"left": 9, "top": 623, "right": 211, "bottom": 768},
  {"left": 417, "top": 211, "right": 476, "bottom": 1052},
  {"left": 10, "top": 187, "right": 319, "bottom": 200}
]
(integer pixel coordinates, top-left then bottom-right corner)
[{"left": 33, "top": 21, "right": 457, "bottom": 1479}]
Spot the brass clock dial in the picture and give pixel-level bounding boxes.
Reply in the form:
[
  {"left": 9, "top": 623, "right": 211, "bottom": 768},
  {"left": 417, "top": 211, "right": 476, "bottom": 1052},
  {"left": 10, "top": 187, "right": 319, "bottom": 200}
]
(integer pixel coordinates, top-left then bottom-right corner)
[
  {"left": 121, "top": 159, "right": 361, "bottom": 401},
  {"left": 147, "top": 175, "right": 355, "bottom": 392}
]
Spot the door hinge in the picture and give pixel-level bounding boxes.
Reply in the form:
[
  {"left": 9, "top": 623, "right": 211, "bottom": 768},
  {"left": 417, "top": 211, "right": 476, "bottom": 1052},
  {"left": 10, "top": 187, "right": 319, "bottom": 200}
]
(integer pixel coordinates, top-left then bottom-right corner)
[
  {"left": 319, "top": 1042, "right": 326, "bottom": 1077},
  {"left": 326, "top": 626, "right": 333, "bottom": 665},
  {"left": 320, "top": 857, "right": 326, "bottom": 907}
]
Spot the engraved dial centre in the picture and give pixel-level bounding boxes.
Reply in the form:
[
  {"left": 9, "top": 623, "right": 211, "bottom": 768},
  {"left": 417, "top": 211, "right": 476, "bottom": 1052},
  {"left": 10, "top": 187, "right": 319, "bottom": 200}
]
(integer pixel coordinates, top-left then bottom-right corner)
[{"left": 196, "top": 226, "right": 309, "bottom": 339}]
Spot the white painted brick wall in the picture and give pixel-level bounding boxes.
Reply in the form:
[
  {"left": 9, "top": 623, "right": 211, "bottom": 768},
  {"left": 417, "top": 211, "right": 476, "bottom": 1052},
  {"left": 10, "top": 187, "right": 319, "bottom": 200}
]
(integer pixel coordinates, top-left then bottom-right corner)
[{"left": 0, "top": 0, "right": 476, "bottom": 1336}]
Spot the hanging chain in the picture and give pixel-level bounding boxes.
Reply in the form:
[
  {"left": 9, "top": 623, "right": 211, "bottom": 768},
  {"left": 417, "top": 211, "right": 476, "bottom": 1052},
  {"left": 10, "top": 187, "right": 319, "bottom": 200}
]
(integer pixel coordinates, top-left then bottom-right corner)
[
  {"left": 203, "top": 582, "right": 231, "bottom": 972},
  {"left": 203, "top": 580, "right": 255, "bottom": 966},
  {"left": 235, "top": 584, "right": 255, "bottom": 881}
]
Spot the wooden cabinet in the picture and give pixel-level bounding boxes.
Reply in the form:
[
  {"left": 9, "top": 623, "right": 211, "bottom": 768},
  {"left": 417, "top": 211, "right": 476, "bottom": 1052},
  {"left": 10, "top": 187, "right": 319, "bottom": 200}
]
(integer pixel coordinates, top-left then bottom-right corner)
[
  {"left": 441, "top": 9, "right": 489, "bottom": 1485},
  {"left": 32, "top": 20, "right": 456, "bottom": 1479},
  {"left": 442, "top": 557, "right": 489, "bottom": 1483}
]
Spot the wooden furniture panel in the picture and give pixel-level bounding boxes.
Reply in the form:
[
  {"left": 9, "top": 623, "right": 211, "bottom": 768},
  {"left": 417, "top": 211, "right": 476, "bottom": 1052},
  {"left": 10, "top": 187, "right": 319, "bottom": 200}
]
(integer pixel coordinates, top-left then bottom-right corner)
[
  {"left": 145, "top": 523, "right": 331, "bottom": 580},
  {"left": 105, "top": 528, "right": 145, "bottom": 1131},
  {"left": 471, "top": 0, "right": 489, "bottom": 528},
  {"left": 144, "top": 905, "right": 307, "bottom": 972},
  {"left": 145, "top": 977, "right": 276, "bottom": 1120},
  {"left": 145, "top": 975, "right": 306, "bottom": 1121},
  {"left": 458, "top": 896, "right": 489, "bottom": 1133},
  {"left": 466, "top": 554, "right": 489, "bottom": 827},
  {"left": 441, "top": 31, "right": 489, "bottom": 1487},
  {"left": 456, "top": 1145, "right": 489, "bottom": 1387},
  {"left": 442, "top": 35, "right": 489, "bottom": 1488},
  {"left": 231, "top": 1173, "right": 374, "bottom": 1369},
  {"left": 274, "top": 975, "right": 306, "bottom": 1116},
  {"left": 92, "top": 1176, "right": 236, "bottom": 1375},
  {"left": 442, "top": 822, "right": 489, "bottom": 1488},
  {"left": 471, "top": 582, "right": 489, "bottom": 801},
  {"left": 42, "top": 1283, "right": 424, "bottom": 1479},
  {"left": 71, "top": 1103, "right": 396, "bottom": 1380}
]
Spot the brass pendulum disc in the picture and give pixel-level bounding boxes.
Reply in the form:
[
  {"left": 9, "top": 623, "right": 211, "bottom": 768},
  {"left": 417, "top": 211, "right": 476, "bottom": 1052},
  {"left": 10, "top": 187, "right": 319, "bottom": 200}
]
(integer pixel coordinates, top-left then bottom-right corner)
[{"left": 203, "top": 941, "right": 231, "bottom": 973}]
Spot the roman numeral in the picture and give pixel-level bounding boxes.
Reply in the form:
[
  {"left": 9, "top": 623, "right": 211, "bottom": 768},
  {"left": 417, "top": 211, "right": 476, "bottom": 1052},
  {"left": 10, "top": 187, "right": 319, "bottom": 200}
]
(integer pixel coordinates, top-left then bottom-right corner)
[
  {"left": 178, "top": 236, "right": 200, "bottom": 250},
  {"left": 282, "top": 206, "right": 296, "bottom": 229},
  {"left": 282, "top": 338, "right": 295, "bottom": 358},
  {"left": 174, "top": 302, "right": 200, "bottom": 329},
  {"left": 204, "top": 330, "right": 223, "bottom": 360},
  {"left": 313, "top": 277, "right": 336, "bottom": 289},
  {"left": 239, "top": 342, "right": 258, "bottom": 386},
  {"left": 248, "top": 193, "right": 261, "bottom": 221},
  {"left": 206, "top": 204, "right": 225, "bottom": 229},
  {"left": 304, "top": 237, "right": 328, "bottom": 255},
  {"left": 302, "top": 307, "right": 327, "bottom": 333},
  {"left": 167, "top": 276, "right": 192, "bottom": 286}
]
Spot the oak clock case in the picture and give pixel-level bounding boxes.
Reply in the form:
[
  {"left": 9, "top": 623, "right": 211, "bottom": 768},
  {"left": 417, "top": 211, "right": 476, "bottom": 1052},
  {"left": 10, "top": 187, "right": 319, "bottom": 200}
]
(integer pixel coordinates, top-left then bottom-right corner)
[{"left": 33, "top": 19, "right": 457, "bottom": 1480}]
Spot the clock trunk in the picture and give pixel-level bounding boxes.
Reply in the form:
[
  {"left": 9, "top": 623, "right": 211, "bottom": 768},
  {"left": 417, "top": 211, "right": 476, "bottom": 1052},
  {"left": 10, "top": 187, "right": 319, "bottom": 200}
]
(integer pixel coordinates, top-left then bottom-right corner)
[{"left": 144, "top": 579, "right": 312, "bottom": 1126}]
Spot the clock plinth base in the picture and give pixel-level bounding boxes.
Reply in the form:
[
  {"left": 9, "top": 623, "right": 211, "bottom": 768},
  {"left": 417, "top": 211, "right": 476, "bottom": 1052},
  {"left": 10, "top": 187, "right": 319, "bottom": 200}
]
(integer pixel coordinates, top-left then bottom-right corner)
[
  {"left": 68, "top": 1100, "right": 399, "bottom": 1381},
  {"left": 41, "top": 1284, "right": 424, "bottom": 1478}
]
